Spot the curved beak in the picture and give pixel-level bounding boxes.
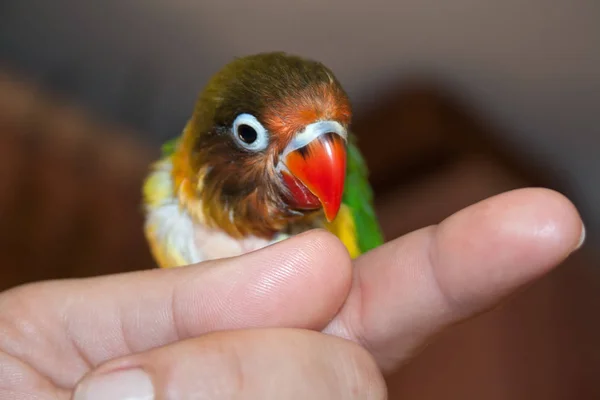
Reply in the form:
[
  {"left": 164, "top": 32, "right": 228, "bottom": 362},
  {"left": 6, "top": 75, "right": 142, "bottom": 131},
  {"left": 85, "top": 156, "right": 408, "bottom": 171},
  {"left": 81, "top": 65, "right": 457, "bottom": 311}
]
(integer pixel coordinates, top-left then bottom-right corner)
[{"left": 281, "top": 126, "right": 347, "bottom": 222}]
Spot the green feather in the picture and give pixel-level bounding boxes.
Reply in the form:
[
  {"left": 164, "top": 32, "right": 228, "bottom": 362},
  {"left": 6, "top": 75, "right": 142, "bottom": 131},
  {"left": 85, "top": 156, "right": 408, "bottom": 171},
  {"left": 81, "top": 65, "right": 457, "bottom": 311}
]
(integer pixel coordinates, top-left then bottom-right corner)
[
  {"left": 342, "top": 134, "right": 385, "bottom": 253},
  {"left": 161, "top": 137, "right": 179, "bottom": 158}
]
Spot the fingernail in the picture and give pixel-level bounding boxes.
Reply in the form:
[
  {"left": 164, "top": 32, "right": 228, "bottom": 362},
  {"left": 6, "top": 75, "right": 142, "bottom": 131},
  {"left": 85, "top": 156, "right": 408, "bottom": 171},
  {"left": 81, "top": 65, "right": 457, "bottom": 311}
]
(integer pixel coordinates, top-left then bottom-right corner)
[
  {"left": 73, "top": 368, "right": 154, "bottom": 400},
  {"left": 575, "top": 222, "right": 586, "bottom": 251}
]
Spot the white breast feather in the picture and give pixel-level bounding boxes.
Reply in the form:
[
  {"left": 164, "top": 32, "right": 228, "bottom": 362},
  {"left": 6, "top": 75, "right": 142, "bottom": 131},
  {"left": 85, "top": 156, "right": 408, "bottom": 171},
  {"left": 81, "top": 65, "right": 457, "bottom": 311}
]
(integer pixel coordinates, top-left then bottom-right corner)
[
  {"left": 144, "top": 158, "right": 283, "bottom": 267},
  {"left": 146, "top": 202, "right": 202, "bottom": 265}
]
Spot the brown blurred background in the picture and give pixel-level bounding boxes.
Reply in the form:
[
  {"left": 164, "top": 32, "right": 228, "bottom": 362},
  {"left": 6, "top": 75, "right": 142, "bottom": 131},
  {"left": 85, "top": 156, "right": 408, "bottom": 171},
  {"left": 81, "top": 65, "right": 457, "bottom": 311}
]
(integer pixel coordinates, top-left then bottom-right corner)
[{"left": 1, "top": 1, "right": 599, "bottom": 398}]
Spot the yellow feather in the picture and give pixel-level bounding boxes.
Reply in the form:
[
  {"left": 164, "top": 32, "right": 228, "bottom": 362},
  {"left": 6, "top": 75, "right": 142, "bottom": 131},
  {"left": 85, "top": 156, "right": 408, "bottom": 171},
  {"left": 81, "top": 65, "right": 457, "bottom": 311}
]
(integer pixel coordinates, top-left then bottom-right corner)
[
  {"left": 143, "top": 158, "right": 199, "bottom": 269},
  {"left": 143, "top": 159, "right": 173, "bottom": 209},
  {"left": 324, "top": 204, "right": 361, "bottom": 259},
  {"left": 145, "top": 224, "right": 188, "bottom": 268}
]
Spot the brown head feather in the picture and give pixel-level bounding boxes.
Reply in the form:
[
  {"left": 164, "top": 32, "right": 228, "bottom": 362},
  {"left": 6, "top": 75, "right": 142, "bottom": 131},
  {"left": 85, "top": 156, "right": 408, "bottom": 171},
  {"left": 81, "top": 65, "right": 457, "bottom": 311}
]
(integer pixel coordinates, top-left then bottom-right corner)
[{"left": 172, "top": 52, "right": 352, "bottom": 238}]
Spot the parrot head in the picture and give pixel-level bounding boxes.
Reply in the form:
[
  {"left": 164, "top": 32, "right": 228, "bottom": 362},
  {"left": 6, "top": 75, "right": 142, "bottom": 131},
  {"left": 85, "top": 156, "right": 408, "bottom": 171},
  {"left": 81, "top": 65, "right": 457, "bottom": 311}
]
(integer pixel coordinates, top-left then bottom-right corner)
[{"left": 174, "top": 52, "right": 352, "bottom": 238}]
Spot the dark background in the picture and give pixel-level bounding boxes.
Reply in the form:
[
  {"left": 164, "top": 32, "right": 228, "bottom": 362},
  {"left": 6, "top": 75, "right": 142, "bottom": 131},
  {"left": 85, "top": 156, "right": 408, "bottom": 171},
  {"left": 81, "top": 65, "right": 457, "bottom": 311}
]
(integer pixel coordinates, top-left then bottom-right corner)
[{"left": 1, "top": 1, "right": 599, "bottom": 398}]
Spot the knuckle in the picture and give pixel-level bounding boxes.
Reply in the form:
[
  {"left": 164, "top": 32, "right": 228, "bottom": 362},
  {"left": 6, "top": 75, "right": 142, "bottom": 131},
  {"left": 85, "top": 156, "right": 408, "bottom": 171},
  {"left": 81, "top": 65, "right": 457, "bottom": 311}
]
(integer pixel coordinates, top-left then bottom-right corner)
[{"left": 0, "top": 282, "right": 50, "bottom": 356}]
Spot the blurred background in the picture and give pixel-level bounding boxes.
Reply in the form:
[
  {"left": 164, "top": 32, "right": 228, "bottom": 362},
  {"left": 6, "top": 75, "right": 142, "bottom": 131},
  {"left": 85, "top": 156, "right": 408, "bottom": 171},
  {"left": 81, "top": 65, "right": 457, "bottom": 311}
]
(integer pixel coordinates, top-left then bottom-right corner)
[{"left": 1, "top": 0, "right": 599, "bottom": 398}]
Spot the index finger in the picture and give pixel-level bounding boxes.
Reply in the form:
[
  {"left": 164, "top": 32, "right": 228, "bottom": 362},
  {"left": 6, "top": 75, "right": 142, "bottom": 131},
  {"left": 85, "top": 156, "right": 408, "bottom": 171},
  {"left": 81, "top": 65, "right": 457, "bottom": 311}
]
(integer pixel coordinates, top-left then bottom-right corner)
[{"left": 323, "top": 188, "right": 584, "bottom": 372}]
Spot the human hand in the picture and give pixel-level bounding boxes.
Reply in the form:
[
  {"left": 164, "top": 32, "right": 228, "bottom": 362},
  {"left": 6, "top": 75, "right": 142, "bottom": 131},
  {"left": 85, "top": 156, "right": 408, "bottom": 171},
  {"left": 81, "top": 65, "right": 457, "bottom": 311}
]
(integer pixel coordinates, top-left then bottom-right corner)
[{"left": 0, "top": 188, "right": 584, "bottom": 399}]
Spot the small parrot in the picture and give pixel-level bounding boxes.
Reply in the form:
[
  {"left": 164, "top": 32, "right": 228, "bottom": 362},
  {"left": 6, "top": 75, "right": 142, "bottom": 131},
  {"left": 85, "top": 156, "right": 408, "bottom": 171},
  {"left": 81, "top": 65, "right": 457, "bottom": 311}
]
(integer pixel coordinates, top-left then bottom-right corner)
[{"left": 142, "top": 52, "right": 383, "bottom": 268}]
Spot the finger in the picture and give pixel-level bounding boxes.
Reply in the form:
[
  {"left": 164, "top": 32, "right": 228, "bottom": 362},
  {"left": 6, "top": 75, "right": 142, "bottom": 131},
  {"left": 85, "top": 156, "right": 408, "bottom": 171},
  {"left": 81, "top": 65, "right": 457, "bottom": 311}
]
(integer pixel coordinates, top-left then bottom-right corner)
[
  {"left": 72, "top": 329, "right": 387, "bottom": 400},
  {"left": 323, "top": 188, "right": 584, "bottom": 372},
  {"left": 0, "top": 230, "right": 352, "bottom": 388}
]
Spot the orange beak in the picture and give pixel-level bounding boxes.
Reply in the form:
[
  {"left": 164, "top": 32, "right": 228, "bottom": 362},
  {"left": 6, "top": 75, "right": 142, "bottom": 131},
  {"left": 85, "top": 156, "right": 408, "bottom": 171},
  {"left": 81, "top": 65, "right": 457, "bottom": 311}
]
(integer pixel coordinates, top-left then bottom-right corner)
[{"left": 281, "top": 132, "right": 346, "bottom": 222}]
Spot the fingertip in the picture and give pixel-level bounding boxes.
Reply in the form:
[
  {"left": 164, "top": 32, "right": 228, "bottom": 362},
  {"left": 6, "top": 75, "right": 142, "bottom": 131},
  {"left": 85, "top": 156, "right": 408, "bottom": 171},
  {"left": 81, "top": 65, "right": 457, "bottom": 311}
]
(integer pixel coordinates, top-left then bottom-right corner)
[
  {"left": 435, "top": 187, "right": 584, "bottom": 309},
  {"left": 257, "top": 228, "right": 353, "bottom": 289},
  {"left": 188, "top": 229, "right": 353, "bottom": 332},
  {"left": 525, "top": 187, "right": 585, "bottom": 253},
  {"left": 294, "top": 228, "right": 354, "bottom": 269},
  {"left": 488, "top": 187, "right": 583, "bottom": 258},
  {"left": 256, "top": 229, "right": 354, "bottom": 323}
]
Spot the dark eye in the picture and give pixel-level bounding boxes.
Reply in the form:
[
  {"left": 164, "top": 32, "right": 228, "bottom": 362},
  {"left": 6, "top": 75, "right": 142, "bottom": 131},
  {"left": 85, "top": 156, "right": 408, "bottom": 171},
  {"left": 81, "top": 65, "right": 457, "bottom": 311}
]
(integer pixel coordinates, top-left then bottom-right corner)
[
  {"left": 231, "top": 113, "right": 269, "bottom": 151},
  {"left": 237, "top": 124, "right": 258, "bottom": 144}
]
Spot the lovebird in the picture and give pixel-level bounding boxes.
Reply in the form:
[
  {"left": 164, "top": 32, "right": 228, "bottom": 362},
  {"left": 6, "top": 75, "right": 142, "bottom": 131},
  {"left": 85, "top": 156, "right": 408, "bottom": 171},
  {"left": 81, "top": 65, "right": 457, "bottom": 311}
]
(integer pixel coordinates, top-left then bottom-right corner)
[{"left": 143, "top": 52, "right": 383, "bottom": 268}]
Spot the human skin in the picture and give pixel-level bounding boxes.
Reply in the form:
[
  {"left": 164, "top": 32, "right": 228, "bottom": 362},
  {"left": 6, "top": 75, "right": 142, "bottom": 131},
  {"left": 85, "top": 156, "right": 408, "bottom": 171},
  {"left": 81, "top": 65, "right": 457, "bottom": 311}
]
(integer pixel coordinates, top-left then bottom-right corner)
[{"left": 0, "top": 188, "right": 585, "bottom": 399}]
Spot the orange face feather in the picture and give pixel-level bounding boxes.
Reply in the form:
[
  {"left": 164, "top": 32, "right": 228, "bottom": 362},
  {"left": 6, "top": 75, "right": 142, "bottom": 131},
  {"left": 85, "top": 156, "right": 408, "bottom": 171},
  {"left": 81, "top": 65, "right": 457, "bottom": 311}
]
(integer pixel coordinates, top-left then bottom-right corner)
[{"left": 263, "top": 83, "right": 352, "bottom": 149}]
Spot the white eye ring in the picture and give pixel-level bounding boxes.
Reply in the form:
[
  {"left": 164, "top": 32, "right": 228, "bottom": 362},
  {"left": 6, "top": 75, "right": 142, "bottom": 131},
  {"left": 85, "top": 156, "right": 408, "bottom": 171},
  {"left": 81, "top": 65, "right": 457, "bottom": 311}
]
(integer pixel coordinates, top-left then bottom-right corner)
[{"left": 231, "top": 113, "right": 269, "bottom": 151}]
